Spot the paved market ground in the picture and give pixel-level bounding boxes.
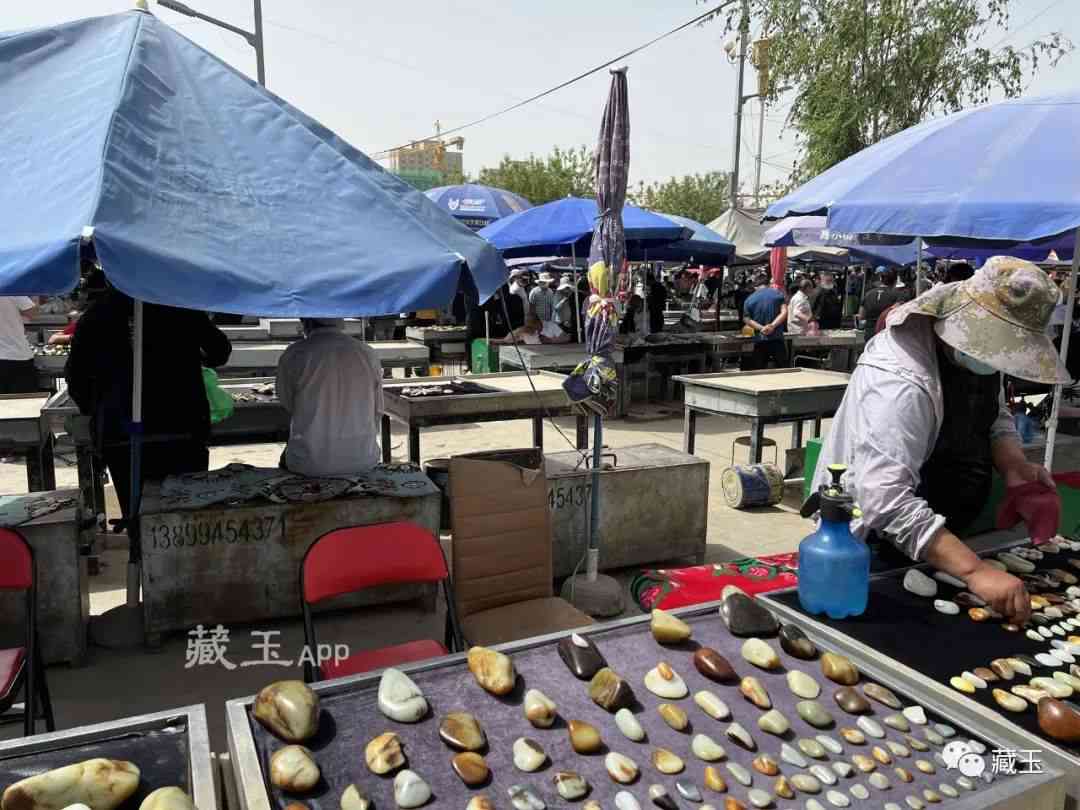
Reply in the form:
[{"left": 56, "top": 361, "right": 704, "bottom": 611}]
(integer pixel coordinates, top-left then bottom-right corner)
[{"left": 0, "top": 402, "right": 826, "bottom": 750}]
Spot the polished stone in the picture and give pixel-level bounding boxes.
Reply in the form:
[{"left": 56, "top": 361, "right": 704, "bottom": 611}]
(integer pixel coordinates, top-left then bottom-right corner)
[
  {"left": 523, "top": 690, "right": 557, "bottom": 729},
  {"left": 253, "top": 680, "right": 320, "bottom": 743},
  {"left": 652, "top": 749, "right": 686, "bottom": 775},
  {"left": 1032, "top": 677, "right": 1073, "bottom": 699},
  {"left": 270, "top": 745, "right": 320, "bottom": 792},
  {"left": 902, "top": 705, "right": 927, "bottom": 725},
  {"left": 746, "top": 789, "right": 771, "bottom": 809},
  {"left": 780, "top": 743, "right": 808, "bottom": 768},
  {"left": 902, "top": 569, "right": 937, "bottom": 597},
  {"left": 787, "top": 670, "right": 821, "bottom": 699},
  {"left": 558, "top": 633, "right": 606, "bottom": 680},
  {"left": 860, "top": 682, "right": 901, "bottom": 710},
  {"left": 872, "top": 746, "right": 893, "bottom": 765},
  {"left": 868, "top": 773, "right": 890, "bottom": 790},
  {"left": 615, "top": 708, "right": 646, "bottom": 742},
  {"left": 649, "top": 784, "right": 678, "bottom": 810},
  {"left": 553, "top": 772, "right": 588, "bottom": 801},
  {"left": 990, "top": 687, "right": 1027, "bottom": 712},
  {"left": 850, "top": 785, "right": 870, "bottom": 801},
  {"left": 676, "top": 780, "right": 703, "bottom": 803},
  {"left": 821, "top": 653, "right": 859, "bottom": 685},
  {"left": 645, "top": 662, "right": 688, "bottom": 699},
  {"left": 378, "top": 668, "right": 429, "bottom": 723},
  {"left": 694, "top": 648, "right": 738, "bottom": 683},
  {"left": 887, "top": 741, "right": 911, "bottom": 758},
  {"left": 809, "top": 765, "right": 836, "bottom": 786},
  {"left": 773, "top": 776, "right": 795, "bottom": 799},
  {"left": 725, "top": 722, "right": 756, "bottom": 751},
  {"left": 790, "top": 774, "right": 822, "bottom": 795},
  {"left": 839, "top": 727, "right": 865, "bottom": 745},
  {"left": 932, "top": 600, "right": 958, "bottom": 615},
  {"left": 1037, "top": 697, "right": 1080, "bottom": 742},
  {"left": 967, "top": 608, "right": 992, "bottom": 622},
  {"left": 883, "top": 714, "right": 909, "bottom": 732},
  {"left": 894, "top": 768, "right": 913, "bottom": 783},
  {"left": 752, "top": 755, "right": 780, "bottom": 776},
  {"left": 467, "top": 647, "right": 516, "bottom": 696},
  {"left": 614, "top": 791, "right": 640, "bottom": 810},
  {"left": 692, "top": 733, "right": 726, "bottom": 762},
  {"left": 1006, "top": 658, "right": 1032, "bottom": 676},
  {"left": 508, "top": 785, "right": 545, "bottom": 810},
  {"left": 922, "top": 728, "right": 945, "bottom": 746},
  {"left": 704, "top": 765, "right": 727, "bottom": 793},
  {"left": 757, "top": 709, "right": 790, "bottom": 736},
  {"left": 658, "top": 704, "right": 689, "bottom": 732},
  {"left": 439, "top": 713, "right": 486, "bottom": 752},
  {"left": 720, "top": 588, "right": 780, "bottom": 637},
  {"left": 1012, "top": 684, "right": 1051, "bottom": 705},
  {"left": 366, "top": 732, "right": 406, "bottom": 775},
  {"left": 825, "top": 789, "right": 850, "bottom": 807},
  {"left": 798, "top": 738, "right": 827, "bottom": 759},
  {"left": 851, "top": 755, "right": 876, "bottom": 773},
  {"left": 938, "top": 784, "right": 958, "bottom": 799},
  {"left": 605, "top": 752, "right": 640, "bottom": 784},
  {"left": 778, "top": 624, "right": 817, "bottom": 659},
  {"left": 905, "top": 797, "right": 924, "bottom": 810},
  {"left": 834, "top": 687, "right": 870, "bottom": 714},
  {"left": 1054, "top": 671, "right": 1080, "bottom": 691},
  {"left": 932, "top": 570, "right": 966, "bottom": 588},
  {"left": 797, "top": 700, "right": 834, "bottom": 729},
  {"left": 831, "top": 761, "right": 853, "bottom": 778},
  {"left": 922, "top": 789, "right": 942, "bottom": 805},
  {"left": 740, "top": 676, "right": 771, "bottom": 709},
  {"left": 914, "top": 760, "right": 936, "bottom": 774},
  {"left": 816, "top": 735, "right": 843, "bottom": 754},
  {"left": 856, "top": 716, "right": 885, "bottom": 739},
  {"left": 341, "top": 784, "right": 372, "bottom": 810},
  {"left": 949, "top": 676, "right": 975, "bottom": 694},
  {"left": 651, "top": 609, "right": 692, "bottom": 643},
  {"left": 694, "top": 690, "right": 731, "bottom": 721},
  {"left": 990, "top": 659, "right": 1015, "bottom": 680},
  {"left": 512, "top": 738, "right": 547, "bottom": 772},
  {"left": 393, "top": 771, "right": 431, "bottom": 809},
  {"left": 452, "top": 753, "right": 489, "bottom": 787},
  {"left": 590, "top": 668, "right": 635, "bottom": 712},
  {"left": 956, "top": 776, "right": 976, "bottom": 791},
  {"left": 725, "top": 762, "right": 752, "bottom": 787},
  {"left": 741, "top": 638, "right": 780, "bottom": 670},
  {"left": 960, "top": 671, "right": 987, "bottom": 689},
  {"left": 569, "top": 719, "right": 604, "bottom": 753}
]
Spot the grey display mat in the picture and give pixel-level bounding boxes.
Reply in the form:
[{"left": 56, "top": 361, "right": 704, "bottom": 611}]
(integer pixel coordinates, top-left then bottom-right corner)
[{"left": 245, "top": 611, "right": 1035, "bottom": 810}]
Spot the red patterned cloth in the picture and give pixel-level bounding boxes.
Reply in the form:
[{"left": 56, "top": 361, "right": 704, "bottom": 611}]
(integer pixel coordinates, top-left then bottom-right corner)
[{"left": 631, "top": 553, "right": 799, "bottom": 611}]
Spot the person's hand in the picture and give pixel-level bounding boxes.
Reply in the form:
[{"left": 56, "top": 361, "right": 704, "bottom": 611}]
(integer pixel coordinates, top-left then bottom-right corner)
[
  {"left": 964, "top": 563, "right": 1031, "bottom": 624},
  {"left": 1003, "top": 461, "right": 1055, "bottom": 489},
  {"left": 761, "top": 324, "right": 775, "bottom": 336}
]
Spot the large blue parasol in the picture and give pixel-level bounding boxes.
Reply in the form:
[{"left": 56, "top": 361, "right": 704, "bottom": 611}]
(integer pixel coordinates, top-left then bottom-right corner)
[{"left": 424, "top": 183, "right": 533, "bottom": 231}]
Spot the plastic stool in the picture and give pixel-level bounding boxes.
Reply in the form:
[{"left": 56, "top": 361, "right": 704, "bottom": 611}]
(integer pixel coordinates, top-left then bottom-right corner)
[{"left": 731, "top": 435, "right": 778, "bottom": 465}]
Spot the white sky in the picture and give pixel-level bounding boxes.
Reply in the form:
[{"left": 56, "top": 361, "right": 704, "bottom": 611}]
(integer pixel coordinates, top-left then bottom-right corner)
[{"left": 8, "top": 1, "right": 1079, "bottom": 195}]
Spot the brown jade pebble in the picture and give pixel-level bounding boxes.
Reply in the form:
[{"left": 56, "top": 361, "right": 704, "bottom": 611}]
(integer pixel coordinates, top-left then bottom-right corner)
[
  {"left": 778, "top": 624, "right": 818, "bottom": 660},
  {"left": 1037, "top": 697, "right": 1080, "bottom": 742},
  {"left": 968, "top": 608, "right": 991, "bottom": 622},
  {"left": 569, "top": 720, "right": 603, "bottom": 753},
  {"left": 452, "top": 752, "right": 489, "bottom": 786},
  {"left": 694, "top": 648, "right": 738, "bottom": 683},
  {"left": 834, "top": 687, "right": 871, "bottom": 714},
  {"left": 821, "top": 652, "right": 859, "bottom": 685},
  {"left": 723, "top": 799, "right": 748, "bottom": 810},
  {"left": 751, "top": 755, "right": 779, "bottom": 776},
  {"left": 972, "top": 667, "right": 998, "bottom": 683}
]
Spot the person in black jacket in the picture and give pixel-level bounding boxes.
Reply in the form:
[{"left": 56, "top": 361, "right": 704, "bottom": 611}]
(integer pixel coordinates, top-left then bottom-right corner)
[
  {"left": 810, "top": 271, "right": 844, "bottom": 329},
  {"left": 66, "top": 287, "right": 232, "bottom": 520}
]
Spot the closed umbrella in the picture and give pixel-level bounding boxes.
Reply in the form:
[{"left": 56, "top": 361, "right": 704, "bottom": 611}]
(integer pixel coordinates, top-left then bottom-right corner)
[{"left": 765, "top": 88, "right": 1080, "bottom": 467}]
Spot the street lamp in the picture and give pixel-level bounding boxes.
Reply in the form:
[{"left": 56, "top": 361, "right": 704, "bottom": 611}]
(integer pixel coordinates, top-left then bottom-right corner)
[{"left": 157, "top": 0, "right": 265, "bottom": 86}]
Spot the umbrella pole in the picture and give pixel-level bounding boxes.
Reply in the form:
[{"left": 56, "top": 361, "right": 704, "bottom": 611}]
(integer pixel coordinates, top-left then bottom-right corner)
[
  {"left": 572, "top": 244, "right": 583, "bottom": 342},
  {"left": 127, "top": 299, "right": 145, "bottom": 609},
  {"left": 916, "top": 238, "right": 926, "bottom": 295},
  {"left": 1043, "top": 226, "right": 1080, "bottom": 471},
  {"left": 587, "top": 413, "right": 603, "bottom": 582}
]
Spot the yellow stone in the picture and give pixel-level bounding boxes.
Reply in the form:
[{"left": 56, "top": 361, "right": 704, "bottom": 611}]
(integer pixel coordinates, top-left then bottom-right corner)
[{"left": 949, "top": 676, "right": 975, "bottom": 694}]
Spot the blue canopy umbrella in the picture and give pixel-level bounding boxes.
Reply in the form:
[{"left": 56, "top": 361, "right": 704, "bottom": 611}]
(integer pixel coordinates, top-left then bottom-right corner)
[
  {"left": 1, "top": 10, "right": 506, "bottom": 314},
  {"left": 425, "top": 183, "right": 533, "bottom": 230},
  {"left": 478, "top": 196, "right": 691, "bottom": 258},
  {"left": 645, "top": 214, "right": 735, "bottom": 264},
  {"left": 1, "top": 9, "right": 508, "bottom": 614},
  {"left": 765, "top": 88, "right": 1080, "bottom": 467}
]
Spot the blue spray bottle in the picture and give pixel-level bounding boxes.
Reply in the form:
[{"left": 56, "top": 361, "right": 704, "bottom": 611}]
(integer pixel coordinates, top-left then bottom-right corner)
[{"left": 798, "top": 463, "right": 870, "bottom": 619}]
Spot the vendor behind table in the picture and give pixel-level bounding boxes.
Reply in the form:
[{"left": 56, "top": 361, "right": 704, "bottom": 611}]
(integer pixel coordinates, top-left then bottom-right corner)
[{"left": 742, "top": 270, "right": 789, "bottom": 370}]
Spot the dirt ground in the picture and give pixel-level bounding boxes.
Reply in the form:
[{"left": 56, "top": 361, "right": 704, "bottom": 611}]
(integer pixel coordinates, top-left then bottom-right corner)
[{"left": 0, "top": 397, "right": 824, "bottom": 751}]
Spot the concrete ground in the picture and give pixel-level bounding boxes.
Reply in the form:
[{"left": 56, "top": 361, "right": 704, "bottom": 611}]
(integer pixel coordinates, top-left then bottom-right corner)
[{"left": 0, "top": 399, "right": 824, "bottom": 752}]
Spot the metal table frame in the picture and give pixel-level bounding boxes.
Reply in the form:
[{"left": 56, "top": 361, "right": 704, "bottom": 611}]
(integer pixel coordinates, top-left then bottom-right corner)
[
  {"left": 0, "top": 393, "right": 56, "bottom": 492},
  {"left": 225, "top": 599, "right": 1063, "bottom": 810},
  {"left": 673, "top": 368, "right": 850, "bottom": 463},
  {"left": 0, "top": 704, "right": 217, "bottom": 810},
  {"left": 381, "top": 371, "right": 588, "bottom": 464}
]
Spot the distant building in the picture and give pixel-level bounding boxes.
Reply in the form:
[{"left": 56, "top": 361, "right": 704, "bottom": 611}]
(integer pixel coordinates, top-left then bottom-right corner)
[{"left": 387, "top": 137, "right": 464, "bottom": 191}]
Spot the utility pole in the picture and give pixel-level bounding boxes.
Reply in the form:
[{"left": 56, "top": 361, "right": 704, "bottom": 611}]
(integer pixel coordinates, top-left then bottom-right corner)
[
  {"left": 728, "top": 0, "right": 750, "bottom": 211},
  {"left": 158, "top": 0, "right": 266, "bottom": 86},
  {"left": 754, "top": 97, "right": 765, "bottom": 207}
]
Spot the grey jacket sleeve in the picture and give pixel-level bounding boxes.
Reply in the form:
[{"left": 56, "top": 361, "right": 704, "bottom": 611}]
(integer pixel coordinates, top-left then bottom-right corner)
[
  {"left": 848, "top": 367, "right": 947, "bottom": 560},
  {"left": 990, "top": 385, "right": 1021, "bottom": 444}
]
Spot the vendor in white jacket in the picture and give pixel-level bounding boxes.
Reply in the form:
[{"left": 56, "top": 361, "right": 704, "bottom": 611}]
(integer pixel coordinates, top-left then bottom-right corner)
[{"left": 813, "top": 257, "right": 1070, "bottom": 623}]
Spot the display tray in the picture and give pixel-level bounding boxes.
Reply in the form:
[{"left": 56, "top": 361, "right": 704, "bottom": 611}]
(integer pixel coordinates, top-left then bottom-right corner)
[
  {"left": 388, "top": 381, "right": 497, "bottom": 398},
  {"left": 233, "top": 605, "right": 1048, "bottom": 810},
  {"left": 770, "top": 542, "right": 1080, "bottom": 754},
  {"left": 0, "top": 706, "right": 213, "bottom": 810}
]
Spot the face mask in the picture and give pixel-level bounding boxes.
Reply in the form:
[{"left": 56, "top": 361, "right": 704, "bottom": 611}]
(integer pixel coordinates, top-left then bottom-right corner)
[{"left": 949, "top": 346, "right": 998, "bottom": 376}]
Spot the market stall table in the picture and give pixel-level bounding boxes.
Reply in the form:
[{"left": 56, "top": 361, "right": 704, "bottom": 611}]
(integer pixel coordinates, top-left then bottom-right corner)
[
  {"left": 406, "top": 325, "right": 469, "bottom": 372},
  {"left": 225, "top": 600, "right": 1062, "bottom": 810},
  {"left": 220, "top": 341, "right": 431, "bottom": 378},
  {"left": 674, "top": 368, "right": 850, "bottom": 463},
  {"left": 0, "top": 393, "right": 55, "bottom": 491},
  {"left": 790, "top": 330, "right": 865, "bottom": 372},
  {"left": 764, "top": 537, "right": 1080, "bottom": 804},
  {"left": 0, "top": 705, "right": 216, "bottom": 810},
  {"left": 137, "top": 463, "right": 441, "bottom": 644},
  {"left": 382, "top": 371, "right": 586, "bottom": 464},
  {"left": 499, "top": 344, "right": 628, "bottom": 417}
]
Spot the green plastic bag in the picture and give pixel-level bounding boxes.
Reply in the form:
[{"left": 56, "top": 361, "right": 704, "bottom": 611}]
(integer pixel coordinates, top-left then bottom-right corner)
[{"left": 203, "top": 367, "right": 235, "bottom": 424}]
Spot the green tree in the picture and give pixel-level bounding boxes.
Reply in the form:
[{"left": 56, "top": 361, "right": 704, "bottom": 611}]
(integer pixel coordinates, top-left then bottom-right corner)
[
  {"left": 477, "top": 145, "right": 595, "bottom": 204},
  {"left": 629, "top": 171, "right": 731, "bottom": 223},
  {"left": 706, "top": 0, "right": 1071, "bottom": 179}
]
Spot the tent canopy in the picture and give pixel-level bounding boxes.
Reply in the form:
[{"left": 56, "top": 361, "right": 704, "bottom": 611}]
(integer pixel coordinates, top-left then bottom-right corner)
[
  {"left": 0, "top": 10, "right": 506, "bottom": 315},
  {"left": 708, "top": 208, "right": 848, "bottom": 266},
  {"left": 764, "top": 89, "right": 1080, "bottom": 244},
  {"left": 643, "top": 213, "right": 735, "bottom": 263}
]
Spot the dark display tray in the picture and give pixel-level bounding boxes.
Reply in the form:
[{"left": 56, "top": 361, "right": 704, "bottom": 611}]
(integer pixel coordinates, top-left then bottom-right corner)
[
  {"left": 770, "top": 545, "right": 1080, "bottom": 754},
  {"left": 0, "top": 721, "right": 191, "bottom": 809},
  {"left": 389, "top": 381, "right": 497, "bottom": 398},
  {"left": 244, "top": 609, "right": 1029, "bottom": 810}
]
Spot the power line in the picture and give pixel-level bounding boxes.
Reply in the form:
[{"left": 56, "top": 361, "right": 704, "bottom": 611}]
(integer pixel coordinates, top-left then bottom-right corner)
[
  {"left": 371, "top": 1, "right": 738, "bottom": 158},
  {"left": 987, "top": 0, "right": 1066, "bottom": 51}
]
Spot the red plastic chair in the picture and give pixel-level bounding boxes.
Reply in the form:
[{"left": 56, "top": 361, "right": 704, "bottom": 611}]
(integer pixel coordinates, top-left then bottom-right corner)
[
  {"left": 299, "top": 522, "right": 462, "bottom": 682},
  {"left": 0, "top": 528, "right": 55, "bottom": 736}
]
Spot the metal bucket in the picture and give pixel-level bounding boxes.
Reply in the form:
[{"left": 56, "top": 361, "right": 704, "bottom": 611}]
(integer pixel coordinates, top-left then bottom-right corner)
[{"left": 721, "top": 463, "right": 784, "bottom": 509}]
